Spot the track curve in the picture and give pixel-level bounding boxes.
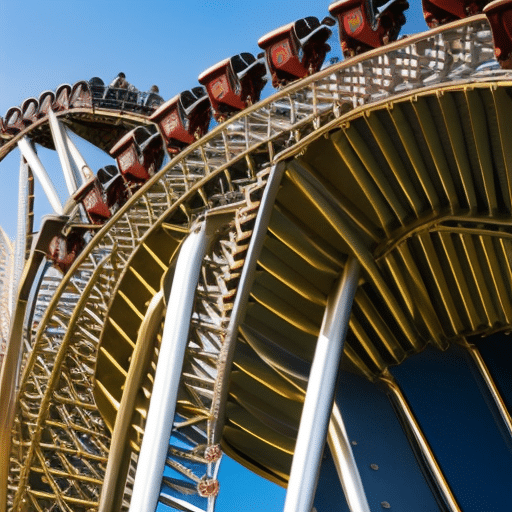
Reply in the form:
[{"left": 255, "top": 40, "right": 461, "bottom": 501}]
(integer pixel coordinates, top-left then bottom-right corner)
[{"left": 1, "top": 13, "right": 512, "bottom": 512}]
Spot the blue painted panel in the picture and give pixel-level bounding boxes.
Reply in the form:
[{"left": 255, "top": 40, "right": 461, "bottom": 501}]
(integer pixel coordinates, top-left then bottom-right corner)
[
  {"left": 391, "top": 344, "right": 512, "bottom": 512},
  {"left": 315, "top": 368, "right": 441, "bottom": 511}
]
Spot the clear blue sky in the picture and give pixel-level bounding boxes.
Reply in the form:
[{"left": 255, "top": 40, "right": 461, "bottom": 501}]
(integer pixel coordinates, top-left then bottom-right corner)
[{"left": 0, "top": 1, "right": 427, "bottom": 510}]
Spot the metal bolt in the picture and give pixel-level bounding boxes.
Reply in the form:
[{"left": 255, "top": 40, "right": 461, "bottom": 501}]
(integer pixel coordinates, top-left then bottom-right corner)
[
  {"left": 370, "top": 463, "right": 379, "bottom": 471},
  {"left": 381, "top": 502, "right": 391, "bottom": 509}
]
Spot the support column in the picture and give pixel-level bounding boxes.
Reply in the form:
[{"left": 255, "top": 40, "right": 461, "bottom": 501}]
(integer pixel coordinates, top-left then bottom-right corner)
[
  {"left": 62, "top": 128, "right": 93, "bottom": 181},
  {"left": 283, "top": 257, "right": 361, "bottom": 512},
  {"left": 17, "top": 137, "right": 63, "bottom": 215},
  {"left": 328, "top": 404, "right": 371, "bottom": 512},
  {"left": 129, "top": 222, "right": 209, "bottom": 512},
  {"left": 47, "top": 109, "right": 82, "bottom": 194}
]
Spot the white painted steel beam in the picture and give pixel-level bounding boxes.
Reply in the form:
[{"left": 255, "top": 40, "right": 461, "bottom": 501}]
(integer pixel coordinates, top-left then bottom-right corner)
[
  {"left": 13, "top": 156, "right": 30, "bottom": 314},
  {"left": 328, "top": 404, "right": 371, "bottom": 512},
  {"left": 128, "top": 222, "right": 209, "bottom": 512},
  {"left": 62, "top": 128, "right": 93, "bottom": 181},
  {"left": 47, "top": 109, "right": 82, "bottom": 194},
  {"left": 17, "top": 137, "right": 63, "bottom": 215},
  {"left": 283, "top": 257, "right": 362, "bottom": 512}
]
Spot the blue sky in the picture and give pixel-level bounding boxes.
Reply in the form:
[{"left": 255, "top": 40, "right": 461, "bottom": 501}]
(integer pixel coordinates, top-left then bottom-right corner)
[{"left": 0, "top": 1, "right": 427, "bottom": 510}]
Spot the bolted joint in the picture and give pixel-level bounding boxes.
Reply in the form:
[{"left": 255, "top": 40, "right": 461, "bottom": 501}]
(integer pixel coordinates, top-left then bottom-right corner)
[
  {"left": 204, "top": 444, "right": 222, "bottom": 463},
  {"left": 197, "top": 477, "right": 220, "bottom": 497}
]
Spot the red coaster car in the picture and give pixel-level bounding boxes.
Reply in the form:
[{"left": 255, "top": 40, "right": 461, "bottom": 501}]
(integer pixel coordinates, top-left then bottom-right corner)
[
  {"left": 258, "top": 16, "right": 334, "bottom": 88},
  {"left": 21, "top": 98, "right": 38, "bottom": 126},
  {"left": 73, "top": 177, "right": 112, "bottom": 225},
  {"left": 198, "top": 53, "right": 267, "bottom": 121},
  {"left": 70, "top": 80, "right": 93, "bottom": 109},
  {"left": 37, "top": 91, "right": 55, "bottom": 119},
  {"left": 3, "top": 107, "right": 23, "bottom": 135},
  {"left": 110, "top": 125, "right": 164, "bottom": 189},
  {"left": 150, "top": 87, "right": 211, "bottom": 154},
  {"left": 422, "top": 0, "right": 489, "bottom": 27},
  {"left": 53, "top": 84, "right": 71, "bottom": 112},
  {"left": 329, "top": 0, "right": 409, "bottom": 57},
  {"left": 97, "top": 164, "right": 128, "bottom": 214},
  {"left": 484, "top": 0, "right": 512, "bottom": 69},
  {"left": 47, "top": 230, "right": 85, "bottom": 274}
]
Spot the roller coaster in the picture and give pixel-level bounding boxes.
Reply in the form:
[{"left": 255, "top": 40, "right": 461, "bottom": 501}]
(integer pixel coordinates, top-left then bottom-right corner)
[{"left": 1, "top": 0, "right": 512, "bottom": 510}]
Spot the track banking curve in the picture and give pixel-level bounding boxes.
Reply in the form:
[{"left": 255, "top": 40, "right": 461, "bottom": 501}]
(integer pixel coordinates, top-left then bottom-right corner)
[{"left": 1, "top": 4, "right": 512, "bottom": 512}]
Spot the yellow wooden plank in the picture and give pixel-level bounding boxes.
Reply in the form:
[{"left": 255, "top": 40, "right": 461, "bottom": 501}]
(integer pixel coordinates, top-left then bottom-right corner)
[
  {"left": 250, "top": 282, "right": 320, "bottom": 337},
  {"left": 459, "top": 233, "right": 499, "bottom": 328},
  {"left": 478, "top": 235, "right": 512, "bottom": 324},
  {"left": 384, "top": 247, "right": 445, "bottom": 348},
  {"left": 258, "top": 246, "right": 326, "bottom": 306}
]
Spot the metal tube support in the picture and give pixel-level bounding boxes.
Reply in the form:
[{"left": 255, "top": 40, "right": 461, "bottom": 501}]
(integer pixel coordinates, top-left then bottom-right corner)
[
  {"left": 462, "top": 340, "right": 512, "bottom": 438},
  {"left": 13, "top": 155, "right": 29, "bottom": 314},
  {"left": 328, "top": 404, "right": 371, "bottom": 512},
  {"left": 129, "top": 222, "right": 209, "bottom": 512},
  {"left": 380, "top": 371, "right": 461, "bottom": 511},
  {"left": 62, "top": 127, "right": 94, "bottom": 181},
  {"left": 283, "top": 257, "right": 361, "bottom": 512},
  {"left": 17, "top": 137, "right": 63, "bottom": 215},
  {"left": 47, "top": 109, "right": 82, "bottom": 194}
]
